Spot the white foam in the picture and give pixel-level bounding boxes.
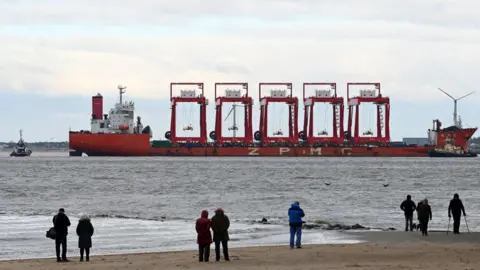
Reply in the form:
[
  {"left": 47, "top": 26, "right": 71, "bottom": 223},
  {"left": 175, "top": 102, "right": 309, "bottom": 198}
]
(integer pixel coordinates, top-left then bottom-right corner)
[{"left": 0, "top": 215, "right": 362, "bottom": 260}]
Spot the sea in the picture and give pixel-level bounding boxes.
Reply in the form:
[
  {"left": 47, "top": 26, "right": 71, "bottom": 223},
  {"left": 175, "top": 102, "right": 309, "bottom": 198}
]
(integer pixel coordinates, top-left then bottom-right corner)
[{"left": 0, "top": 152, "right": 479, "bottom": 260}]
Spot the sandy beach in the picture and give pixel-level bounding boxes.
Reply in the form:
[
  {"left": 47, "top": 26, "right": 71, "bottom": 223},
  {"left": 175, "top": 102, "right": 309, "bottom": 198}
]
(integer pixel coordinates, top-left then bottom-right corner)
[{"left": 1, "top": 231, "right": 479, "bottom": 270}]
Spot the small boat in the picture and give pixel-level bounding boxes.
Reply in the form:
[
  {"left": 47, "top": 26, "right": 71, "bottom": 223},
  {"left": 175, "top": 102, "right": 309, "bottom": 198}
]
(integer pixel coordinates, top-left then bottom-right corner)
[
  {"left": 10, "top": 129, "right": 32, "bottom": 157},
  {"left": 427, "top": 143, "right": 477, "bottom": 158}
]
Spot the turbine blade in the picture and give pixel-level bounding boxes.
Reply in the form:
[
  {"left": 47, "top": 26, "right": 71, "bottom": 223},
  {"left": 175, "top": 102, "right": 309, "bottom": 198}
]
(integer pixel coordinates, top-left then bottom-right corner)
[
  {"left": 456, "top": 91, "right": 476, "bottom": 101},
  {"left": 437, "top": 88, "right": 455, "bottom": 100},
  {"left": 224, "top": 107, "right": 234, "bottom": 121}
]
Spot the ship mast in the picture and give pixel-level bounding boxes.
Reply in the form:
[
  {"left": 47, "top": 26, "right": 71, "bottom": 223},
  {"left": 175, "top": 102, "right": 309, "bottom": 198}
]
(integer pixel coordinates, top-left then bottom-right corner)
[
  {"left": 437, "top": 88, "right": 475, "bottom": 128},
  {"left": 225, "top": 103, "right": 243, "bottom": 138},
  {"left": 118, "top": 85, "right": 127, "bottom": 105},
  {"left": 19, "top": 129, "right": 23, "bottom": 141},
  {"left": 233, "top": 104, "right": 237, "bottom": 138}
]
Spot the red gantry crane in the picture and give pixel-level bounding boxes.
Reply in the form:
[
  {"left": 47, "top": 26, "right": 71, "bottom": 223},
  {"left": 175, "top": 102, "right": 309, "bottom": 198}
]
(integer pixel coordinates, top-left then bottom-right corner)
[
  {"left": 346, "top": 82, "right": 390, "bottom": 144},
  {"left": 165, "top": 82, "right": 208, "bottom": 144},
  {"left": 255, "top": 82, "right": 299, "bottom": 144},
  {"left": 210, "top": 82, "right": 253, "bottom": 144},
  {"left": 302, "top": 82, "right": 344, "bottom": 145}
]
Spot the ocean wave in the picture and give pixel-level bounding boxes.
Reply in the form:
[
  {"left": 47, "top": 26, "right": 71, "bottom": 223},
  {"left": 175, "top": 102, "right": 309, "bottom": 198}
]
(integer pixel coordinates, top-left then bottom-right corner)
[
  {"left": 291, "top": 176, "right": 316, "bottom": 180},
  {"left": 90, "top": 213, "right": 168, "bottom": 221},
  {"left": 0, "top": 214, "right": 360, "bottom": 260}
]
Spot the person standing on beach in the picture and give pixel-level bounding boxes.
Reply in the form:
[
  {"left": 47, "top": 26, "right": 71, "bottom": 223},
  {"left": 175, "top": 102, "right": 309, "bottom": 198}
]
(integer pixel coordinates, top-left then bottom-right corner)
[
  {"left": 416, "top": 199, "right": 432, "bottom": 236},
  {"left": 76, "top": 215, "right": 94, "bottom": 262},
  {"left": 53, "top": 208, "right": 71, "bottom": 262},
  {"left": 288, "top": 201, "right": 305, "bottom": 249},
  {"left": 210, "top": 208, "right": 230, "bottom": 261},
  {"left": 400, "top": 195, "right": 416, "bottom": 231},
  {"left": 196, "top": 210, "right": 212, "bottom": 262},
  {"left": 448, "top": 193, "right": 467, "bottom": 234},
  {"left": 416, "top": 200, "right": 424, "bottom": 231}
]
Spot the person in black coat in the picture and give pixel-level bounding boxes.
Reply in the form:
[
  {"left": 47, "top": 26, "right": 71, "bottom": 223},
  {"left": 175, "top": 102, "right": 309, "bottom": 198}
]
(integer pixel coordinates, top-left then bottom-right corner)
[
  {"left": 210, "top": 208, "right": 230, "bottom": 262},
  {"left": 53, "top": 208, "right": 71, "bottom": 262},
  {"left": 400, "top": 195, "right": 416, "bottom": 231},
  {"left": 448, "top": 193, "right": 467, "bottom": 234},
  {"left": 76, "top": 215, "right": 94, "bottom": 262}
]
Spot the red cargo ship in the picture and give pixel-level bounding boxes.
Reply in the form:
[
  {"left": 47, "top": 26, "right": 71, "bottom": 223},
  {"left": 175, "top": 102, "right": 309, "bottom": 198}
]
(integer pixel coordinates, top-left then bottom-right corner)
[{"left": 69, "top": 83, "right": 477, "bottom": 157}]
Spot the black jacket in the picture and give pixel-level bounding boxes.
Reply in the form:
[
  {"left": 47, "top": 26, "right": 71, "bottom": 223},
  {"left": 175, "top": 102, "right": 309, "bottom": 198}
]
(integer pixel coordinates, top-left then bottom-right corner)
[
  {"left": 400, "top": 199, "right": 416, "bottom": 216},
  {"left": 76, "top": 218, "right": 94, "bottom": 248},
  {"left": 53, "top": 213, "right": 71, "bottom": 235},
  {"left": 448, "top": 198, "right": 466, "bottom": 217},
  {"left": 210, "top": 213, "right": 230, "bottom": 241}
]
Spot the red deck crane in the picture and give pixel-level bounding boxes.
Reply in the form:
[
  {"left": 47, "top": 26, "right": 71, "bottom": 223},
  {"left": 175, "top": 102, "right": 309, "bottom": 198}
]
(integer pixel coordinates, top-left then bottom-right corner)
[
  {"left": 165, "top": 82, "right": 208, "bottom": 144},
  {"left": 210, "top": 82, "right": 253, "bottom": 144},
  {"left": 255, "top": 82, "right": 299, "bottom": 144},
  {"left": 302, "top": 82, "right": 344, "bottom": 145},
  {"left": 346, "top": 82, "right": 390, "bottom": 144}
]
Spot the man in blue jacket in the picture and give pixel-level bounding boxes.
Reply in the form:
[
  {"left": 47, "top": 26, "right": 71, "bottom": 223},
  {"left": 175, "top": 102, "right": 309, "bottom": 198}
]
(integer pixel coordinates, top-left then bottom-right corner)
[{"left": 288, "top": 201, "right": 305, "bottom": 249}]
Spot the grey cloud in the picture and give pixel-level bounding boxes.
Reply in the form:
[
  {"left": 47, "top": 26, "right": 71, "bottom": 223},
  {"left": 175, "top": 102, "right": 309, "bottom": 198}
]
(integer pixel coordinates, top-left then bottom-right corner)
[
  {"left": 1, "top": 0, "right": 480, "bottom": 28},
  {"left": 2, "top": 63, "right": 53, "bottom": 75},
  {"left": 1, "top": 8, "right": 480, "bottom": 103},
  {"left": 215, "top": 62, "right": 251, "bottom": 75}
]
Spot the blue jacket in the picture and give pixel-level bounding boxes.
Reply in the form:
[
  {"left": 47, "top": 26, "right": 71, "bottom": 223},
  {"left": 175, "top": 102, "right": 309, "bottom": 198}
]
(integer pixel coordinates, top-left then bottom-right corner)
[{"left": 288, "top": 203, "right": 305, "bottom": 225}]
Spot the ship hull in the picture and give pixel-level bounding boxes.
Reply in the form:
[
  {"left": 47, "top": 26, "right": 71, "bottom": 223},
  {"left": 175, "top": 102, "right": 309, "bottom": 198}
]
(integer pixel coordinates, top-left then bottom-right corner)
[
  {"left": 10, "top": 153, "right": 31, "bottom": 157},
  {"left": 69, "top": 132, "right": 151, "bottom": 156},
  {"left": 427, "top": 150, "right": 478, "bottom": 158},
  {"left": 10, "top": 150, "right": 32, "bottom": 157},
  {"left": 148, "top": 146, "right": 434, "bottom": 157},
  {"left": 69, "top": 133, "right": 436, "bottom": 157}
]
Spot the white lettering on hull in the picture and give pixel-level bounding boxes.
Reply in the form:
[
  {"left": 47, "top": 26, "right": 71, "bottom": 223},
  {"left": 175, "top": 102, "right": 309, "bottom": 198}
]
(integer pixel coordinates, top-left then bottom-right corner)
[
  {"left": 248, "top": 148, "right": 259, "bottom": 156},
  {"left": 279, "top": 148, "right": 290, "bottom": 155},
  {"left": 310, "top": 148, "right": 322, "bottom": 156}
]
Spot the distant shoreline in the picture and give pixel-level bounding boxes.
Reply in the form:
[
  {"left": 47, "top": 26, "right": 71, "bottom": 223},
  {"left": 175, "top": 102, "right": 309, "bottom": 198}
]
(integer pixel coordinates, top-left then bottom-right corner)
[{"left": 0, "top": 149, "right": 69, "bottom": 152}]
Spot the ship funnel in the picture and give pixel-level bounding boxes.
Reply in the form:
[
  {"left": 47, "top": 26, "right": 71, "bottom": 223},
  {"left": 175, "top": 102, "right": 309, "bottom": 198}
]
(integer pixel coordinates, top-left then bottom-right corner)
[{"left": 92, "top": 93, "right": 103, "bottom": 120}]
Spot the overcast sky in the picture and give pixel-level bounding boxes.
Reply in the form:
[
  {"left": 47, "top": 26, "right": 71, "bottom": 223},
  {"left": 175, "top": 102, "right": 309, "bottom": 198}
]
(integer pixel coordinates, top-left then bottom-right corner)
[{"left": 1, "top": 0, "right": 480, "bottom": 142}]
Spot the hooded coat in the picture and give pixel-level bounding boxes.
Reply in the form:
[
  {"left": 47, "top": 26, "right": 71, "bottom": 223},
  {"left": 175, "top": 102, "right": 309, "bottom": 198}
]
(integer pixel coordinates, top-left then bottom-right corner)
[
  {"left": 417, "top": 200, "right": 432, "bottom": 223},
  {"left": 288, "top": 203, "right": 305, "bottom": 226},
  {"left": 448, "top": 195, "right": 466, "bottom": 217},
  {"left": 76, "top": 216, "right": 94, "bottom": 249},
  {"left": 196, "top": 210, "right": 213, "bottom": 245},
  {"left": 210, "top": 208, "right": 230, "bottom": 241}
]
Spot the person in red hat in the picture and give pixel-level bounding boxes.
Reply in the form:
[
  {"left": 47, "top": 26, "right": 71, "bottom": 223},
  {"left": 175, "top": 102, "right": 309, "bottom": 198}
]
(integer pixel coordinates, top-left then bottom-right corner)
[
  {"left": 210, "top": 208, "right": 230, "bottom": 261},
  {"left": 195, "top": 210, "right": 213, "bottom": 262}
]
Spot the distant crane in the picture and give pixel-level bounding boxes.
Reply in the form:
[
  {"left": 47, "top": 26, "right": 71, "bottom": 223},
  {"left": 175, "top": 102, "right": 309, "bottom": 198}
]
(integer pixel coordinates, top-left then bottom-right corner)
[
  {"left": 437, "top": 88, "right": 475, "bottom": 128},
  {"left": 224, "top": 103, "right": 245, "bottom": 138}
]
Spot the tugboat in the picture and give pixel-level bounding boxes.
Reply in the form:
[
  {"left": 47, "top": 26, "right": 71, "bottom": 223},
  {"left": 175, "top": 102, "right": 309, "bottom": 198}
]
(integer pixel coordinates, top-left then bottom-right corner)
[
  {"left": 427, "top": 143, "right": 477, "bottom": 158},
  {"left": 10, "top": 129, "right": 32, "bottom": 157}
]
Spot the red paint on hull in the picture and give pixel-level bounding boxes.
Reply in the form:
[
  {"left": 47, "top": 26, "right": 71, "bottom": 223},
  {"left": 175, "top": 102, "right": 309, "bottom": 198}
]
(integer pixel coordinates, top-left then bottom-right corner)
[
  {"left": 69, "top": 132, "right": 150, "bottom": 156},
  {"left": 147, "top": 146, "right": 435, "bottom": 157},
  {"left": 69, "top": 132, "right": 437, "bottom": 157}
]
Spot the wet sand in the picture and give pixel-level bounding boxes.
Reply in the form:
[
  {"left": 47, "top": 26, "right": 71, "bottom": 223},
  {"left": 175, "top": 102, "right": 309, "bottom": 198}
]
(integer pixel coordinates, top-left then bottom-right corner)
[
  {"left": 1, "top": 231, "right": 479, "bottom": 269},
  {"left": 349, "top": 230, "right": 480, "bottom": 244}
]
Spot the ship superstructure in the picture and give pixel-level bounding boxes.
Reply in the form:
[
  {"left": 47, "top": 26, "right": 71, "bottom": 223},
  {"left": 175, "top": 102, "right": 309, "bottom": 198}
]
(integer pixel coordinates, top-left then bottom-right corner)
[
  {"left": 10, "top": 129, "right": 32, "bottom": 157},
  {"left": 90, "top": 85, "right": 152, "bottom": 136}
]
